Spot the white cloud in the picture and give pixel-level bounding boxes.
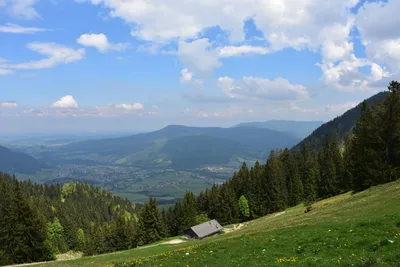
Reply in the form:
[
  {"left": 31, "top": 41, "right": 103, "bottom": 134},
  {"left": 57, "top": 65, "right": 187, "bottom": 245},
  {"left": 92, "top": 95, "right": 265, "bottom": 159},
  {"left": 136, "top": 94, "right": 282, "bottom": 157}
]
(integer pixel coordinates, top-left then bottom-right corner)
[
  {"left": 325, "top": 102, "right": 358, "bottom": 113},
  {"left": 151, "top": 105, "right": 159, "bottom": 109},
  {"left": 76, "top": 33, "right": 128, "bottom": 53},
  {"left": 22, "top": 108, "right": 48, "bottom": 117},
  {"left": 178, "top": 38, "right": 221, "bottom": 73},
  {"left": 218, "top": 76, "right": 309, "bottom": 101},
  {"left": 77, "top": 0, "right": 367, "bottom": 92},
  {"left": 115, "top": 103, "right": 144, "bottom": 110},
  {"left": 51, "top": 95, "right": 79, "bottom": 109},
  {"left": 77, "top": 0, "right": 358, "bottom": 51},
  {"left": 1, "top": 43, "right": 85, "bottom": 70},
  {"left": 0, "top": 101, "right": 18, "bottom": 108},
  {"left": 180, "top": 69, "right": 193, "bottom": 83},
  {"left": 0, "top": 68, "right": 14, "bottom": 75},
  {"left": 5, "top": 0, "right": 40, "bottom": 20},
  {"left": 356, "top": 1, "right": 400, "bottom": 73},
  {"left": 219, "top": 46, "right": 269, "bottom": 57},
  {"left": 317, "top": 54, "right": 390, "bottom": 92},
  {"left": 0, "top": 23, "right": 47, "bottom": 33}
]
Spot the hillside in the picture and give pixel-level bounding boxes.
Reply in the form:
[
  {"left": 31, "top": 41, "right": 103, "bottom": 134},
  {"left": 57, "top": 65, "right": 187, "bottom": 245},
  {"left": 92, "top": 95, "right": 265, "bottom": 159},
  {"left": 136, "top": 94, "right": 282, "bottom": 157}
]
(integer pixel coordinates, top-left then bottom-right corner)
[
  {"left": 43, "top": 125, "right": 299, "bottom": 170},
  {"left": 33, "top": 179, "right": 400, "bottom": 267},
  {"left": 234, "top": 120, "right": 323, "bottom": 139},
  {"left": 0, "top": 145, "right": 45, "bottom": 174},
  {"left": 295, "top": 91, "right": 388, "bottom": 150}
]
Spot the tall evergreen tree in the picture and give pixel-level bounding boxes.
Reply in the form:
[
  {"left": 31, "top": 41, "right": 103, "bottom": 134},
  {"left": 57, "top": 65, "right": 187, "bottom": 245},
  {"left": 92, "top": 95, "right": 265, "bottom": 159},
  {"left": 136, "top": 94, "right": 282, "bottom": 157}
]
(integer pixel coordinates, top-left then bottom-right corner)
[
  {"left": 348, "top": 101, "right": 388, "bottom": 191},
  {"left": 182, "top": 191, "right": 197, "bottom": 228},
  {"left": 264, "top": 151, "right": 287, "bottom": 213}
]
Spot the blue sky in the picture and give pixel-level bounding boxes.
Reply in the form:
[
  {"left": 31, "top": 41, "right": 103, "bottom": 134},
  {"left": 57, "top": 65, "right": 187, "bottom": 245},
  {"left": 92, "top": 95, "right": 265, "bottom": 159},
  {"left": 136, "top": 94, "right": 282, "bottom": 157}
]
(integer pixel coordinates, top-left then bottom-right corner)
[{"left": 0, "top": 0, "right": 399, "bottom": 133}]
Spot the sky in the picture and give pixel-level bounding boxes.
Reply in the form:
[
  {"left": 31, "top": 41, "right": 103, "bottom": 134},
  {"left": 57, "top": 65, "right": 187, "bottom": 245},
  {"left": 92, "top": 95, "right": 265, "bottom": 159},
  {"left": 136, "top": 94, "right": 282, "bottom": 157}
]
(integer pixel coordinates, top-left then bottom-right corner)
[{"left": 0, "top": 0, "right": 399, "bottom": 134}]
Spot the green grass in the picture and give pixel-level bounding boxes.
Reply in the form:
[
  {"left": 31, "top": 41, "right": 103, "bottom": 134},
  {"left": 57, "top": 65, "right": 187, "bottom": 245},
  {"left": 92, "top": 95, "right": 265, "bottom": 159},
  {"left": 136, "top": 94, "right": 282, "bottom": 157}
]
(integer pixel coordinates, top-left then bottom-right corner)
[{"left": 37, "top": 180, "right": 400, "bottom": 267}]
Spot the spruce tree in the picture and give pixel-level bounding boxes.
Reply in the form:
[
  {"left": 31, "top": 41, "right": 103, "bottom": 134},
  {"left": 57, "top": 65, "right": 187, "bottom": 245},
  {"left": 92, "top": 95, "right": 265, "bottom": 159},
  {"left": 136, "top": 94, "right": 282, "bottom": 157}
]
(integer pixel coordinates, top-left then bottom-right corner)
[
  {"left": 264, "top": 151, "right": 287, "bottom": 213},
  {"left": 348, "top": 101, "right": 388, "bottom": 191},
  {"left": 182, "top": 191, "right": 197, "bottom": 228}
]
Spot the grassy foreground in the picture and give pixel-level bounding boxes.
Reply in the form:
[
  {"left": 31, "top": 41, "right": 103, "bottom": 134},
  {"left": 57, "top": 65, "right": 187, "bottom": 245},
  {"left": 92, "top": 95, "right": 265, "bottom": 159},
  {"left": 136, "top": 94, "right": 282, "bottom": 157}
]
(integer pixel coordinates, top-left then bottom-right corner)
[{"left": 37, "top": 181, "right": 400, "bottom": 267}]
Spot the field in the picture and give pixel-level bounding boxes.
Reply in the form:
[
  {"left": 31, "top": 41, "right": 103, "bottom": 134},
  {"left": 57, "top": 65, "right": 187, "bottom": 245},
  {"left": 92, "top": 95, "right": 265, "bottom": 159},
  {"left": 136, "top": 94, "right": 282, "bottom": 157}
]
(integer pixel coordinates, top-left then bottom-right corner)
[{"left": 32, "top": 179, "right": 400, "bottom": 267}]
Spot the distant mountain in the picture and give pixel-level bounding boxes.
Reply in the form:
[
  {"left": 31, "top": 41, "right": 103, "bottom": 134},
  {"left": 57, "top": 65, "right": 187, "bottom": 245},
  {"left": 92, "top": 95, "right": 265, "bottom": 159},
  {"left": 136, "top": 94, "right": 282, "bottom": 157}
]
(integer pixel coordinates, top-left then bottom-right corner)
[
  {"left": 0, "top": 145, "right": 45, "bottom": 174},
  {"left": 56, "top": 125, "right": 300, "bottom": 169},
  {"left": 295, "top": 91, "right": 388, "bottom": 150},
  {"left": 234, "top": 120, "right": 323, "bottom": 139}
]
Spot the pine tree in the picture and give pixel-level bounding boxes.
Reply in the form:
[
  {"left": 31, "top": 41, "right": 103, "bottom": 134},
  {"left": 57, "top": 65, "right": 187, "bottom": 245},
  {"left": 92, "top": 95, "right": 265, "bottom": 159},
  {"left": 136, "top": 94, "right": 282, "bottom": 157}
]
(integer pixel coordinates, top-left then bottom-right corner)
[
  {"left": 381, "top": 81, "right": 400, "bottom": 178},
  {"left": 348, "top": 101, "right": 388, "bottom": 191},
  {"left": 300, "top": 143, "right": 318, "bottom": 204},
  {"left": 281, "top": 149, "right": 304, "bottom": 206},
  {"left": 318, "top": 135, "right": 339, "bottom": 198},
  {"left": 182, "top": 191, "right": 197, "bottom": 228},
  {"left": 137, "top": 197, "right": 163, "bottom": 245},
  {"left": 264, "top": 151, "right": 287, "bottom": 213}
]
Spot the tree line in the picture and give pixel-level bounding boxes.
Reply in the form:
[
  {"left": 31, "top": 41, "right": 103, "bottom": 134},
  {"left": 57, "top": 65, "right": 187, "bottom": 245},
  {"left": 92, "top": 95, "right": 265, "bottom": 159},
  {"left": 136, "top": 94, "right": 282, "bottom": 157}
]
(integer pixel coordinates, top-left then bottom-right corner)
[
  {"left": 161, "top": 81, "right": 400, "bottom": 236},
  {"left": 1, "top": 81, "right": 399, "bottom": 266}
]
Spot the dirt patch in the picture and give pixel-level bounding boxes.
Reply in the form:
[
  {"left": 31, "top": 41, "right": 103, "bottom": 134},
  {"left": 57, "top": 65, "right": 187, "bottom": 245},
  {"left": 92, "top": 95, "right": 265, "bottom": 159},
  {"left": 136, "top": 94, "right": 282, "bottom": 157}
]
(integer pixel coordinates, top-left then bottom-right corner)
[
  {"left": 56, "top": 251, "right": 83, "bottom": 261},
  {"left": 274, "top": 211, "right": 286, "bottom": 217},
  {"left": 224, "top": 223, "right": 246, "bottom": 233},
  {"left": 162, "top": 239, "right": 186, "bottom": 245}
]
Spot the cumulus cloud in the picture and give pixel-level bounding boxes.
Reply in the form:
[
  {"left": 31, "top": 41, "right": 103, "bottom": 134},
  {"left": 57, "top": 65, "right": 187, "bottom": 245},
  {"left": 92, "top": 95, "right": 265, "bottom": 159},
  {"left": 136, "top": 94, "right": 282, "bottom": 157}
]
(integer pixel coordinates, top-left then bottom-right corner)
[
  {"left": 77, "top": 33, "right": 128, "bottom": 53},
  {"left": 178, "top": 38, "right": 221, "bottom": 74},
  {"left": 180, "top": 69, "right": 193, "bottom": 83},
  {"left": 317, "top": 54, "right": 391, "bottom": 92},
  {"left": 0, "top": 23, "right": 47, "bottom": 33},
  {"left": 115, "top": 103, "right": 144, "bottom": 110},
  {"left": 51, "top": 95, "right": 79, "bottom": 109},
  {"left": 0, "top": 101, "right": 18, "bottom": 108},
  {"left": 77, "top": 0, "right": 358, "bottom": 49},
  {"left": 219, "top": 46, "right": 269, "bottom": 57},
  {"left": 217, "top": 76, "right": 309, "bottom": 101},
  {"left": 4, "top": 0, "right": 40, "bottom": 20},
  {"left": 76, "top": 0, "right": 373, "bottom": 92},
  {"left": 325, "top": 102, "right": 358, "bottom": 113},
  {"left": 356, "top": 0, "right": 400, "bottom": 74},
  {"left": 1, "top": 43, "right": 85, "bottom": 70}
]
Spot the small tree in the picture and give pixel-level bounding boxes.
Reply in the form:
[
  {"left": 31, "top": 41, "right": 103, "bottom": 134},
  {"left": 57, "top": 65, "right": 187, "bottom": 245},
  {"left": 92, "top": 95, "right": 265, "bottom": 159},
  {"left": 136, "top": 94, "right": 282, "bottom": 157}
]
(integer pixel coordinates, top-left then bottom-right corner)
[
  {"left": 75, "top": 228, "right": 85, "bottom": 252},
  {"left": 238, "top": 195, "right": 250, "bottom": 221},
  {"left": 196, "top": 213, "right": 210, "bottom": 225}
]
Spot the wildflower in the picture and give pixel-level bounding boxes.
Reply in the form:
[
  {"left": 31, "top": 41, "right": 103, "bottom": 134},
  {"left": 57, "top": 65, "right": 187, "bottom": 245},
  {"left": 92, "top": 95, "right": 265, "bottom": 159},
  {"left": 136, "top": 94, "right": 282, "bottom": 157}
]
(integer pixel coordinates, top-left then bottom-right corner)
[
  {"left": 352, "top": 253, "right": 355, "bottom": 257},
  {"left": 388, "top": 240, "right": 394, "bottom": 244},
  {"left": 186, "top": 252, "right": 190, "bottom": 255}
]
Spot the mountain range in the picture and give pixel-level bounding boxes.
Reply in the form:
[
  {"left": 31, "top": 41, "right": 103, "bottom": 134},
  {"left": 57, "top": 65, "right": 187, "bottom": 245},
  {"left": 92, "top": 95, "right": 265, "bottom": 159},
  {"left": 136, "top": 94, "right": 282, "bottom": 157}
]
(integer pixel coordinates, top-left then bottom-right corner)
[
  {"left": 234, "top": 120, "right": 324, "bottom": 139},
  {"left": 56, "top": 125, "right": 300, "bottom": 169},
  {"left": 0, "top": 145, "right": 45, "bottom": 174}
]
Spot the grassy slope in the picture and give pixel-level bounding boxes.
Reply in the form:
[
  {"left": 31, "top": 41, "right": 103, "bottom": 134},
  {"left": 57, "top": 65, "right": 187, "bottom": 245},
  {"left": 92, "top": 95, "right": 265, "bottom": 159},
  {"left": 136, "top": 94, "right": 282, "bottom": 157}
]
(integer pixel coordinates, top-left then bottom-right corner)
[{"left": 38, "top": 180, "right": 400, "bottom": 267}]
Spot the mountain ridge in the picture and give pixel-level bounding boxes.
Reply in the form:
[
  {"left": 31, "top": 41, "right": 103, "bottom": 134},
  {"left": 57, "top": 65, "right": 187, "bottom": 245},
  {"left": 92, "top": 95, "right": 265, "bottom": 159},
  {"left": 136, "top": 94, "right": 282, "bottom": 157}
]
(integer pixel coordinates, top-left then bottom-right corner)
[{"left": 234, "top": 120, "right": 324, "bottom": 138}]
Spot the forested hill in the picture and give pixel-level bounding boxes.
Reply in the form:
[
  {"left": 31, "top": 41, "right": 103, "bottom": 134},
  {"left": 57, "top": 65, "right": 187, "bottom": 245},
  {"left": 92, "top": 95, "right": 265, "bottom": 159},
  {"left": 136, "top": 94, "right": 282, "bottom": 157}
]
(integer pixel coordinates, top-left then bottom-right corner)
[
  {"left": 234, "top": 120, "right": 323, "bottom": 139},
  {"left": 294, "top": 91, "right": 388, "bottom": 150},
  {"left": 0, "top": 173, "right": 138, "bottom": 266},
  {"left": 0, "top": 145, "right": 45, "bottom": 174},
  {"left": 55, "top": 125, "right": 299, "bottom": 169}
]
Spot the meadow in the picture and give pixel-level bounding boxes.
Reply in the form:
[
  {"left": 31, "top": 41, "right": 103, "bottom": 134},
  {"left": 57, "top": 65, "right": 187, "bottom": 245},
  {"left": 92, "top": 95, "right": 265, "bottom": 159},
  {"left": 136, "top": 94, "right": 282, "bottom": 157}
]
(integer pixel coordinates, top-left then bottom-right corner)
[{"left": 31, "top": 179, "right": 400, "bottom": 267}]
